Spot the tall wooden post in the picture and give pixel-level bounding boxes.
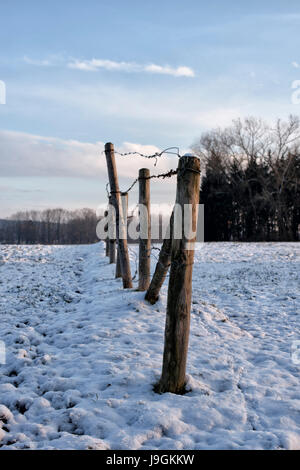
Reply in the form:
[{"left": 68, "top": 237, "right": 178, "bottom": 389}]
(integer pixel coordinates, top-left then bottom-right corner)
[
  {"left": 138, "top": 168, "right": 151, "bottom": 291},
  {"left": 115, "top": 248, "right": 122, "bottom": 277},
  {"left": 116, "top": 192, "right": 128, "bottom": 279},
  {"left": 105, "top": 143, "right": 133, "bottom": 288},
  {"left": 156, "top": 154, "right": 200, "bottom": 394},
  {"left": 108, "top": 196, "right": 116, "bottom": 264},
  {"left": 104, "top": 209, "right": 109, "bottom": 257},
  {"left": 145, "top": 210, "right": 174, "bottom": 304}
]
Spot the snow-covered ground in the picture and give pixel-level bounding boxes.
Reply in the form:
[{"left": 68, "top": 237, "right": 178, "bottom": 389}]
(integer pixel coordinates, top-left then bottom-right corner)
[{"left": 0, "top": 242, "right": 299, "bottom": 450}]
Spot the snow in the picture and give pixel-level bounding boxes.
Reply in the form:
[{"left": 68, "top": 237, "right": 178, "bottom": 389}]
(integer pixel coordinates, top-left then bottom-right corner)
[{"left": 0, "top": 242, "right": 299, "bottom": 450}]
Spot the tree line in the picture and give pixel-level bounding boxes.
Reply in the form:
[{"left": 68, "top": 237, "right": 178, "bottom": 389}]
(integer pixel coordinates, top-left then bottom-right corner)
[
  {"left": 0, "top": 208, "right": 98, "bottom": 244},
  {"left": 0, "top": 208, "right": 164, "bottom": 245},
  {"left": 193, "top": 116, "right": 300, "bottom": 241}
]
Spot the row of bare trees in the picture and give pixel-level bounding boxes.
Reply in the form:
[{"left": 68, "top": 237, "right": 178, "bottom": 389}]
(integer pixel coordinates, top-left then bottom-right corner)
[
  {"left": 0, "top": 208, "right": 167, "bottom": 245},
  {"left": 193, "top": 115, "right": 300, "bottom": 241},
  {"left": 0, "top": 208, "right": 98, "bottom": 244}
]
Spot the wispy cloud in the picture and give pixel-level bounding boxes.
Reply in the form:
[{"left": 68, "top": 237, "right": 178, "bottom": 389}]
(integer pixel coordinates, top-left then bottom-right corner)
[
  {"left": 144, "top": 64, "right": 195, "bottom": 77},
  {"left": 67, "top": 58, "right": 195, "bottom": 77},
  {"left": 24, "top": 54, "right": 195, "bottom": 77},
  {"left": 67, "top": 59, "right": 136, "bottom": 72},
  {"left": 292, "top": 61, "right": 300, "bottom": 69}
]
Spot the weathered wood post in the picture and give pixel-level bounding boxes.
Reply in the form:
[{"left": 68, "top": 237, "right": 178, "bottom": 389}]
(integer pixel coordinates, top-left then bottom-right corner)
[
  {"left": 115, "top": 249, "right": 121, "bottom": 278},
  {"left": 105, "top": 143, "right": 133, "bottom": 288},
  {"left": 116, "top": 192, "right": 128, "bottom": 279},
  {"left": 115, "top": 245, "right": 122, "bottom": 277},
  {"left": 108, "top": 196, "right": 116, "bottom": 264},
  {"left": 138, "top": 168, "right": 151, "bottom": 291},
  {"left": 104, "top": 209, "right": 109, "bottom": 257},
  {"left": 145, "top": 210, "right": 174, "bottom": 304},
  {"left": 156, "top": 154, "right": 200, "bottom": 394}
]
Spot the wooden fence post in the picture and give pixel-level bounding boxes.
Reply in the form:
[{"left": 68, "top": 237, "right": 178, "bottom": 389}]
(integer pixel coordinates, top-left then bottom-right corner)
[
  {"left": 115, "top": 248, "right": 122, "bottom": 278},
  {"left": 156, "top": 154, "right": 200, "bottom": 394},
  {"left": 104, "top": 209, "right": 109, "bottom": 257},
  {"left": 138, "top": 169, "right": 151, "bottom": 291},
  {"left": 116, "top": 192, "right": 128, "bottom": 279},
  {"left": 144, "top": 210, "right": 174, "bottom": 304},
  {"left": 105, "top": 143, "right": 133, "bottom": 288},
  {"left": 108, "top": 196, "right": 116, "bottom": 264}
]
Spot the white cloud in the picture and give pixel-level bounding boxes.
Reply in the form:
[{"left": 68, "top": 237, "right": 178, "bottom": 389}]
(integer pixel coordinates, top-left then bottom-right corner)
[
  {"left": 0, "top": 130, "right": 176, "bottom": 179},
  {"left": 292, "top": 61, "right": 300, "bottom": 69},
  {"left": 68, "top": 59, "right": 138, "bottom": 73},
  {"left": 68, "top": 58, "right": 195, "bottom": 77},
  {"left": 144, "top": 64, "right": 195, "bottom": 77},
  {"left": 0, "top": 129, "right": 104, "bottom": 177},
  {"left": 24, "top": 54, "right": 195, "bottom": 77}
]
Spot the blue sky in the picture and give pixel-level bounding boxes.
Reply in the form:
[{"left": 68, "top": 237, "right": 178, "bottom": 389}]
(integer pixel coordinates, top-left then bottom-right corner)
[{"left": 1, "top": 0, "right": 300, "bottom": 216}]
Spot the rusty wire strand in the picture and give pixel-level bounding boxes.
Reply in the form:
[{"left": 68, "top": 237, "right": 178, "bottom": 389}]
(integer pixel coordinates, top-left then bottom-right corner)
[
  {"left": 114, "top": 146, "right": 181, "bottom": 165},
  {"left": 107, "top": 164, "right": 200, "bottom": 198},
  {"left": 125, "top": 168, "right": 179, "bottom": 194},
  {"left": 104, "top": 146, "right": 200, "bottom": 197}
]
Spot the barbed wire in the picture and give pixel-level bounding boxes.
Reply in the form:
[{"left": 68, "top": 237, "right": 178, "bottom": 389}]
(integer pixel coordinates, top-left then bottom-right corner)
[
  {"left": 105, "top": 148, "right": 200, "bottom": 211},
  {"left": 102, "top": 146, "right": 180, "bottom": 167},
  {"left": 124, "top": 168, "right": 178, "bottom": 194},
  {"left": 114, "top": 147, "right": 181, "bottom": 167},
  {"left": 103, "top": 145, "right": 184, "bottom": 197},
  {"left": 107, "top": 163, "right": 199, "bottom": 198}
]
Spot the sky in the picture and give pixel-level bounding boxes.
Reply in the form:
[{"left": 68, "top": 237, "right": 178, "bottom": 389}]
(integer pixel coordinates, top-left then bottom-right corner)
[{"left": 1, "top": 0, "right": 300, "bottom": 217}]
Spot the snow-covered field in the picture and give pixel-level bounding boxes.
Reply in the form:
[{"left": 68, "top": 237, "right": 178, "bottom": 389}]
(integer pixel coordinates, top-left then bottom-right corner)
[{"left": 0, "top": 242, "right": 299, "bottom": 450}]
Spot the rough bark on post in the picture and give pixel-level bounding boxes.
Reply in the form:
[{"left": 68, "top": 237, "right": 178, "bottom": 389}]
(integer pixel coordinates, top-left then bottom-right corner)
[
  {"left": 138, "top": 169, "right": 151, "bottom": 291},
  {"left": 108, "top": 196, "right": 116, "bottom": 264},
  {"left": 156, "top": 154, "right": 200, "bottom": 395},
  {"left": 104, "top": 209, "right": 109, "bottom": 257},
  {"left": 116, "top": 192, "right": 128, "bottom": 279},
  {"left": 105, "top": 143, "right": 133, "bottom": 288},
  {"left": 144, "top": 210, "right": 174, "bottom": 304},
  {"left": 115, "top": 246, "right": 121, "bottom": 277}
]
